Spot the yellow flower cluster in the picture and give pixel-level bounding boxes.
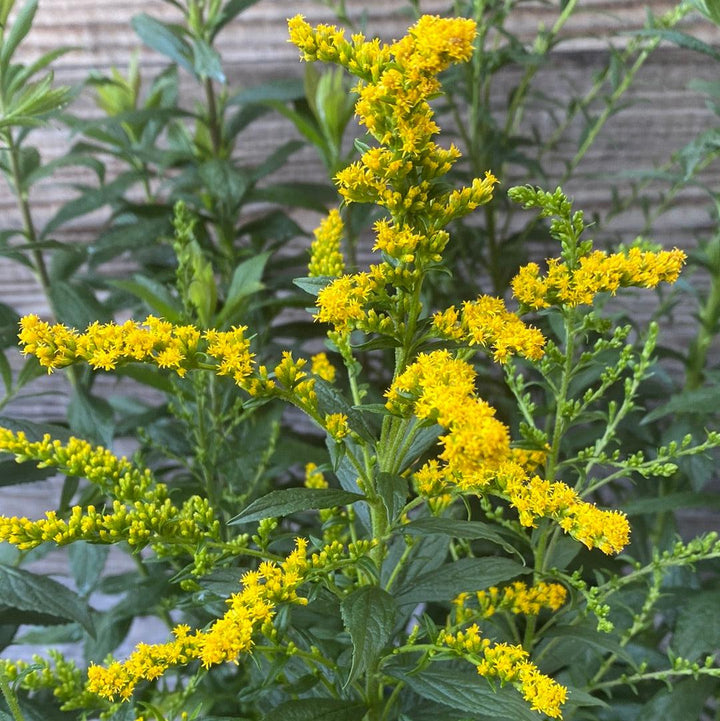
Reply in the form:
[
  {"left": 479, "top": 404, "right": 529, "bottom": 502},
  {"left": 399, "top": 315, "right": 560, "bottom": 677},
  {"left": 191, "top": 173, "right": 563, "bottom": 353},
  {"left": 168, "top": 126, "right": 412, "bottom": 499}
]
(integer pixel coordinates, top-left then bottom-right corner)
[
  {"left": 311, "top": 351, "right": 337, "bottom": 382},
  {"left": 0, "top": 498, "right": 218, "bottom": 552},
  {"left": 271, "top": 351, "right": 318, "bottom": 410},
  {"left": 315, "top": 265, "right": 398, "bottom": 336},
  {"left": 290, "top": 15, "right": 499, "bottom": 339},
  {"left": 87, "top": 539, "right": 310, "bottom": 701},
  {"left": 0, "top": 429, "right": 219, "bottom": 552},
  {"left": 0, "top": 427, "right": 152, "bottom": 499},
  {"left": 512, "top": 247, "right": 686, "bottom": 309},
  {"left": 503, "top": 473, "right": 629, "bottom": 554},
  {"left": 386, "top": 351, "right": 630, "bottom": 554},
  {"left": 19, "top": 314, "right": 255, "bottom": 385},
  {"left": 433, "top": 295, "right": 545, "bottom": 363},
  {"left": 289, "top": 14, "right": 475, "bottom": 155},
  {"left": 304, "top": 462, "right": 328, "bottom": 489},
  {"left": 454, "top": 581, "right": 567, "bottom": 623},
  {"left": 308, "top": 208, "right": 345, "bottom": 277},
  {"left": 324, "top": 412, "right": 350, "bottom": 440},
  {"left": 442, "top": 624, "right": 567, "bottom": 718}
]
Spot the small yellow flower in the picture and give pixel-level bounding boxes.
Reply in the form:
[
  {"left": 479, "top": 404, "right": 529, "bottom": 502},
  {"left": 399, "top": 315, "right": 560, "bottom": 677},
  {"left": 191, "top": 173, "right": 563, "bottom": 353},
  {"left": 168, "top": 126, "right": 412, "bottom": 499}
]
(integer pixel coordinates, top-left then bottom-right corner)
[
  {"left": 311, "top": 352, "right": 337, "bottom": 382},
  {"left": 442, "top": 624, "right": 567, "bottom": 718},
  {"left": 325, "top": 412, "right": 350, "bottom": 440},
  {"left": 87, "top": 539, "right": 310, "bottom": 700}
]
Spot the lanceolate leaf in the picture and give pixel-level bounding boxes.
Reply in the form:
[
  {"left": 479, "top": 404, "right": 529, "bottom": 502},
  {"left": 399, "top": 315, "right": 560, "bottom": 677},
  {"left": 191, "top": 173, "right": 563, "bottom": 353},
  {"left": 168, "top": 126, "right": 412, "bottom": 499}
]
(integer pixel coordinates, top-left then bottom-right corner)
[
  {"left": 0, "top": 565, "right": 95, "bottom": 635},
  {"left": 131, "top": 14, "right": 194, "bottom": 75},
  {"left": 674, "top": 590, "right": 720, "bottom": 661},
  {"left": 394, "top": 557, "right": 529, "bottom": 605},
  {"left": 229, "top": 487, "right": 365, "bottom": 525},
  {"left": 388, "top": 664, "right": 538, "bottom": 720},
  {"left": 641, "top": 386, "right": 720, "bottom": 423},
  {"left": 263, "top": 699, "right": 367, "bottom": 721},
  {"left": 0, "top": 0, "right": 37, "bottom": 71},
  {"left": 400, "top": 517, "right": 518, "bottom": 555},
  {"left": 340, "top": 586, "right": 396, "bottom": 684}
]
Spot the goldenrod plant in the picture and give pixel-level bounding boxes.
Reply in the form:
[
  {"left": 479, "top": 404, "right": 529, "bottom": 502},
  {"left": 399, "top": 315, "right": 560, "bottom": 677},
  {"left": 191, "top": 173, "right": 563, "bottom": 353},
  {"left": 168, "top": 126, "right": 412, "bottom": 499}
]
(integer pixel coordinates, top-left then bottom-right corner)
[{"left": 1, "top": 14, "right": 720, "bottom": 721}]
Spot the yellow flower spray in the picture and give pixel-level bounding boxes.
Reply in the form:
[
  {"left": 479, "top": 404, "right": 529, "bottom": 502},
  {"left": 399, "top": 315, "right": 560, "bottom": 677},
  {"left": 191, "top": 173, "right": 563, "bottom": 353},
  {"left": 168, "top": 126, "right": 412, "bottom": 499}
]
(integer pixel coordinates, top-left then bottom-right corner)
[{"left": 0, "top": 14, "right": 703, "bottom": 721}]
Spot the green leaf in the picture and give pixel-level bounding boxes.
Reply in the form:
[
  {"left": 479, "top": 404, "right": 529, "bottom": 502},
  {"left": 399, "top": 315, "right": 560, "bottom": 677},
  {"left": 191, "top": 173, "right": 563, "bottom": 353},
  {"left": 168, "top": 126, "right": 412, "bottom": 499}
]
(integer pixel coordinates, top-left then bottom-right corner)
[
  {"left": 631, "top": 27, "right": 720, "bottom": 62},
  {"left": 250, "top": 139, "right": 304, "bottom": 183},
  {"left": 0, "top": 352, "right": 11, "bottom": 394},
  {"left": 293, "top": 276, "right": 333, "bottom": 297},
  {"left": 0, "top": 457, "right": 55, "bottom": 486},
  {"left": 69, "top": 541, "right": 110, "bottom": 596},
  {"left": 15, "top": 355, "right": 45, "bottom": 389},
  {"left": 399, "top": 424, "right": 441, "bottom": 472},
  {"left": 248, "top": 182, "right": 336, "bottom": 212},
  {"left": 230, "top": 79, "right": 304, "bottom": 106},
  {"left": 42, "top": 172, "right": 142, "bottom": 237},
  {"left": 198, "top": 158, "right": 249, "bottom": 207},
  {"left": 376, "top": 472, "right": 407, "bottom": 525},
  {"left": 215, "top": 252, "right": 269, "bottom": 326},
  {"left": 0, "top": 301, "right": 19, "bottom": 348},
  {"left": 0, "top": 417, "right": 72, "bottom": 442},
  {"left": 340, "top": 586, "right": 396, "bottom": 685},
  {"left": 691, "top": 0, "right": 720, "bottom": 24},
  {"left": 68, "top": 386, "right": 115, "bottom": 447},
  {"left": 0, "top": 0, "right": 37, "bottom": 71},
  {"left": 131, "top": 14, "right": 194, "bottom": 75},
  {"left": 642, "top": 386, "right": 720, "bottom": 423},
  {"left": 637, "top": 677, "right": 717, "bottom": 721},
  {"left": 388, "top": 663, "right": 538, "bottom": 720},
  {"left": 564, "top": 686, "right": 609, "bottom": 709},
  {"left": 395, "top": 557, "right": 529, "bottom": 605},
  {"left": 209, "top": 0, "right": 262, "bottom": 40},
  {"left": 229, "top": 487, "right": 365, "bottom": 525},
  {"left": 621, "top": 492, "right": 720, "bottom": 515},
  {"left": 108, "top": 275, "right": 182, "bottom": 322},
  {"left": 0, "top": 564, "right": 95, "bottom": 635},
  {"left": 381, "top": 531, "right": 448, "bottom": 592},
  {"left": 84, "top": 610, "right": 133, "bottom": 663},
  {"left": 538, "top": 623, "right": 631, "bottom": 673},
  {"left": 674, "top": 590, "right": 720, "bottom": 661},
  {"left": 89, "top": 215, "right": 171, "bottom": 267},
  {"left": 400, "top": 517, "right": 517, "bottom": 555},
  {"left": 6, "top": 46, "right": 75, "bottom": 103},
  {"left": 192, "top": 38, "right": 225, "bottom": 82},
  {"left": 266, "top": 100, "right": 325, "bottom": 149},
  {"left": 263, "top": 699, "right": 367, "bottom": 721},
  {"left": 49, "top": 280, "right": 110, "bottom": 329},
  {"left": 334, "top": 449, "right": 371, "bottom": 531}
]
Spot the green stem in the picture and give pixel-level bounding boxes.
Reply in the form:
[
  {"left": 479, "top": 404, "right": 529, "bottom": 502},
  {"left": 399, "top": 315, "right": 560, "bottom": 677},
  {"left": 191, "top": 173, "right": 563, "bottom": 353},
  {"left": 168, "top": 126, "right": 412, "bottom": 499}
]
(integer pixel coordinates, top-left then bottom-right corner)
[
  {"left": 504, "top": 0, "right": 579, "bottom": 138},
  {"left": 204, "top": 77, "right": 222, "bottom": 157},
  {"left": 0, "top": 671, "right": 25, "bottom": 721},
  {"left": 685, "top": 260, "right": 720, "bottom": 390},
  {"left": 381, "top": 679, "right": 406, "bottom": 721},
  {"left": 592, "top": 665, "right": 720, "bottom": 691},
  {"left": 525, "top": 310, "right": 576, "bottom": 649},
  {"left": 383, "top": 538, "right": 414, "bottom": 592},
  {"left": 546, "top": 309, "right": 576, "bottom": 483},
  {"left": 2, "top": 129, "right": 51, "bottom": 297}
]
